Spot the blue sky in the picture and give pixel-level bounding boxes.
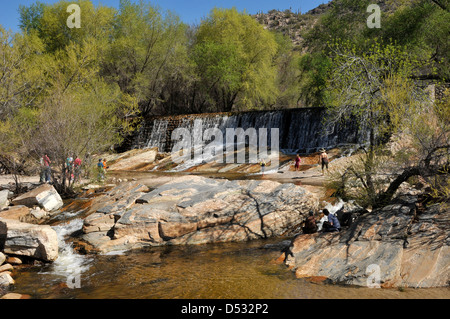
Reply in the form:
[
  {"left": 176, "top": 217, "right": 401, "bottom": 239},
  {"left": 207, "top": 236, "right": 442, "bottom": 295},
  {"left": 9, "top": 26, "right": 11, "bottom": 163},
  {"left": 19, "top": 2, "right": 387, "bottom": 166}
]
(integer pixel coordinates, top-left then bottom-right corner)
[{"left": 0, "top": 0, "right": 329, "bottom": 33}]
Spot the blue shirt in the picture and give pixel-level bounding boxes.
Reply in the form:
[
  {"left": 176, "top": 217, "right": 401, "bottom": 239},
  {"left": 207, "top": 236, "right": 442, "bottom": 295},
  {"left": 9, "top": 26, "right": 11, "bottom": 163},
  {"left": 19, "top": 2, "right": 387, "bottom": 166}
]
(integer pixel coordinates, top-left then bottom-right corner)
[{"left": 327, "top": 213, "right": 341, "bottom": 229}]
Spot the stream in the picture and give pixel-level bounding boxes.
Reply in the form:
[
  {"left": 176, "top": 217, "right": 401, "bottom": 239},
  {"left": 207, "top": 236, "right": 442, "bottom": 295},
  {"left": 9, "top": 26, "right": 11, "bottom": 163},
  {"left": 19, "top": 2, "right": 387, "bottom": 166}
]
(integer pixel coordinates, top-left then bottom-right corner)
[
  {"left": 10, "top": 213, "right": 450, "bottom": 299},
  {"left": 6, "top": 171, "right": 450, "bottom": 299}
]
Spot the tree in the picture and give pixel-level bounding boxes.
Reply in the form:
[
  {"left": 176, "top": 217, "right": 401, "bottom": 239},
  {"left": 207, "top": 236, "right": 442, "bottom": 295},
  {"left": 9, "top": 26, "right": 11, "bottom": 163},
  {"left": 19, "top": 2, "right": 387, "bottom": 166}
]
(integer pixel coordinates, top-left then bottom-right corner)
[
  {"left": 102, "top": 0, "right": 190, "bottom": 117},
  {"left": 325, "top": 40, "right": 433, "bottom": 208},
  {"left": 297, "top": 52, "right": 332, "bottom": 107},
  {"left": 192, "top": 7, "right": 279, "bottom": 112},
  {"left": 378, "top": 0, "right": 450, "bottom": 80},
  {"left": 0, "top": 27, "right": 47, "bottom": 121},
  {"left": 272, "top": 32, "right": 303, "bottom": 109},
  {"left": 19, "top": 1, "right": 45, "bottom": 34},
  {"left": 22, "top": 0, "right": 116, "bottom": 53},
  {"left": 1, "top": 32, "right": 138, "bottom": 195}
]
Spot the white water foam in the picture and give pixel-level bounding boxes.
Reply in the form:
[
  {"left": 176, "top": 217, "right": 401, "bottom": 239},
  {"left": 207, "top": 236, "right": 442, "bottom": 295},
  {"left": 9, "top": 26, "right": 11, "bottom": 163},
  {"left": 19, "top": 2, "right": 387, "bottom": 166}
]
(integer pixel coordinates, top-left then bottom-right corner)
[{"left": 41, "top": 219, "right": 92, "bottom": 279}]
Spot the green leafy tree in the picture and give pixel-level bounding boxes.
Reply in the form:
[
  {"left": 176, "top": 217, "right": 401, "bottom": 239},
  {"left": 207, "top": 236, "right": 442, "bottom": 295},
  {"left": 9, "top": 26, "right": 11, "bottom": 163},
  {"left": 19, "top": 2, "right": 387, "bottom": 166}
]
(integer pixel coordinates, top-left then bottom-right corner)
[
  {"left": 379, "top": 0, "right": 450, "bottom": 80},
  {"left": 101, "top": 0, "right": 190, "bottom": 117},
  {"left": 297, "top": 52, "right": 332, "bottom": 107},
  {"left": 0, "top": 27, "right": 47, "bottom": 120},
  {"left": 272, "top": 32, "right": 302, "bottom": 109},
  {"left": 326, "top": 40, "right": 432, "bottom": 208},
  {"left": 22, "top": 0, "right": 116, "bottom": 53},
  {"left": 193, "top": 7, "right": 279, "bottom": 112}
]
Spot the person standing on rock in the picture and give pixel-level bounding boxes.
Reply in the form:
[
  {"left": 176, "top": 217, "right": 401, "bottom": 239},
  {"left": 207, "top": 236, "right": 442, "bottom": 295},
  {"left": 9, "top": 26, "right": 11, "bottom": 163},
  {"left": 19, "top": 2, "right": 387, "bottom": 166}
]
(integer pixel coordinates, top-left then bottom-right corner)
[
  {"left": 318, "top": 149, "right": 329, "bottom": 175},
  {"left": 322, "top": 209, "right": 340, "bottom": 232},
  {"left": 66, "top": 155, "right": 74, "bottom": 182},
  {"left": 42, "top": 153, "right": 51, "bottom": 183},
  {"left": 260, "top": 158, "right": 266, "bottom": 176},
  {"left": 294, "top": 154, "right": 302, "bottom": 171},
  {"left": 39, "top": 156, "right": 45, "bottom": 183},
  {"left": 97, "top": 159, "right": 105, "bottom": 181},
  {"left": 73, "top": 155, "right": 82, "bottom": 183},
  {"left": 102, "top": 159, "right": 108, "bottom": 172}
]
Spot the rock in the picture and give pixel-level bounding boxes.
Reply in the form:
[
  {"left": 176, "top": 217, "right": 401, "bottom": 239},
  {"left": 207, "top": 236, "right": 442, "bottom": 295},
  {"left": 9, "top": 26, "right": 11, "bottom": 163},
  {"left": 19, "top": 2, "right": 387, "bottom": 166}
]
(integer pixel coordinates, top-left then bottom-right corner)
[
  {"left": 0, "top": 263, "right": 13, "bottom": 273},
  {"left": 83, "top": 213, "right": 116, "bottom": 234},
  {"left": 79, "top": 176, "right": 319, "bottom": 253},
  {"left": 0, "top": 293, "right": 31, "bottom": 299},
  {"left": 81, "top": 184, "right": 102, "bottom": 191},
  {"left": 6, "top": 256, "right": 22, "bottom": 265},
  {"left": 106, "top": 148, "right": 158, "bottom": 171},
  {"left": 11, "top": 184, "right": 63, "bottom": 212},
  {"left": 0, "top": 273, "right": 14, "bottom": 287},
  {"left": 263, "top": 240, "right": 292, "bottom": 250},
  {"left": 0, "top": 206, "right": 47, "bottom": 224},
  {"left": 0, "top": 218, "right": 59, "bottom": 262},
  {"left": 0, "top": 190, "right": 10, "bottom": 210},
  {"left": 0, "top": 252, "right": 5, "bottom": 265},
  {"left": 30, "top": 207, "right": 47, "bottom": 220},
  {"left": 0, "top": 206, "right": 32, "bottom": 222},
  {"left": 284, "top": 203, "right": 449, "bottom": 288}
]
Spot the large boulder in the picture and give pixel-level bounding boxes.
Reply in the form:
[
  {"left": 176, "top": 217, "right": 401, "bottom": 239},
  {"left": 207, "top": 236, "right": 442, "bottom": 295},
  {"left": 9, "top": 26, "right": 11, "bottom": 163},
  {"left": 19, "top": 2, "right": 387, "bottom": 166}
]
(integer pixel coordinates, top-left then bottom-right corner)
[
  {"left": 283, "top": 200, "right": 449, "bottom": 288},
  {"left": 78, "top": 176, "right": 319, "bottom": 253},
  {"left": 0, "top": 218, "right": 58, "bottom": 262},
  {"left": 11, "top": 184, "right": 63, "bottom": 212},
  {"left": 104, "top": 148, "right": 158, "bottom": 171},
  {"left": 0, "top": 273, "right": 14, "bottom": 287}
]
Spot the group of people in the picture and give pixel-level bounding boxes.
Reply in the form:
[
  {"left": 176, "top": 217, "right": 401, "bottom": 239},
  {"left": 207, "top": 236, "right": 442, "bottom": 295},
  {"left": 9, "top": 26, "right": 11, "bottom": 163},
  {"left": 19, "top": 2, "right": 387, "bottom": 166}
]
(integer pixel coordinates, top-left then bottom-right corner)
[
  {"left": 65, "top": 155, "right": 83, "bottom": 184},
  {"left": 97, "top": 158, "right": 108, "bottom": 181},
  {"left": 39, "top": 153, "right": 83, "bottom": 184},
  {"left": 302, "top": 208, "right": 341, "bottom": 234},
  {"left": 293, "top": 148, "right": 329, "bottom": 175}
]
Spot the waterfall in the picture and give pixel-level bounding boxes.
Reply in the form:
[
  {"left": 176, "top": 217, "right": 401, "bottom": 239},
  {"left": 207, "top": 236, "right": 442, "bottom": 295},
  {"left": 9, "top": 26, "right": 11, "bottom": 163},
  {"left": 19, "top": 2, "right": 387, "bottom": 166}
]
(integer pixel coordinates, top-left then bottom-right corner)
[{"left": 133, "top": 108, "right": 369, "bottom": 155}]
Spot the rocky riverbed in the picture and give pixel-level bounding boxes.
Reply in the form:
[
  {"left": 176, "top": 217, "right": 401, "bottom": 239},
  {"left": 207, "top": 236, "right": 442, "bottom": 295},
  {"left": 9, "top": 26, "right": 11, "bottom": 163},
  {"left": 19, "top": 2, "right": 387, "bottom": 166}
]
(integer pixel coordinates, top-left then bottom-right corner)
[{"left": 0, "top": 157, "right": 449, "bottom": 298}]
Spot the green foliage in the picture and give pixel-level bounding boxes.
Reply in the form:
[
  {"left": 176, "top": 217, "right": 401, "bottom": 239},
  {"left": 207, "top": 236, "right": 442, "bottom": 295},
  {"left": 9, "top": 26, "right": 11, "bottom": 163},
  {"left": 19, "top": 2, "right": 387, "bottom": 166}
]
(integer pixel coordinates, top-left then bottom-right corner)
[
  {"left": 297, "top": 52, "right": 332, "bottom": 107},
  {"left": 30, "top": 0, "right": 115, "bottom": 53},
  {"left": 303, "top": 0, "right": 371, "bottom": 51},
  {"left": 324, "top": 39, "right": 439, "bottom": 208},
  {"left": 377, "top": 0, "right": 450, "bottom": 79},
  {"left": 103, "top": 0, "right": 190, "bottom": 115},
  {"left": 272, "top": 32, "right": 302, "bottom": 108},
  {"left": 0, "top": 26, "right": 48, "bottom": 120},
  {"left": 19, "top": 1, "right": 45, "bottom": 33},
  {"left": 193, "top": 7, "right": 279, "bottom": 111},
  {"left": 326, "top": 39, "right": 429, "bottom": 133}
]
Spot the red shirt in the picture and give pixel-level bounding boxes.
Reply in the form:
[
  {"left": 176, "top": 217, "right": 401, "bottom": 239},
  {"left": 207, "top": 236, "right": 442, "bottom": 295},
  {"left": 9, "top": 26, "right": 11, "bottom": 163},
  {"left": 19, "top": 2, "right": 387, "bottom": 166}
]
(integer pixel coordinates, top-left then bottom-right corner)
[{"left": 43, "top": 155, "right": 51, "bottom": 167}]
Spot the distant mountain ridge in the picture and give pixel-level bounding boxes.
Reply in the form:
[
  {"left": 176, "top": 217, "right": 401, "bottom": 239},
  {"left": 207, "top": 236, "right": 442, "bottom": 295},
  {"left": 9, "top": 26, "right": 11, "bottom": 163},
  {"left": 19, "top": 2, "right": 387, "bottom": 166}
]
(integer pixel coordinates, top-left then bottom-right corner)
[
  {"left": 252, "top": 0, "right": 396, "bottom": 49},
  {"left": 253, "top": 3, "right": 332, "bottom": 49}
]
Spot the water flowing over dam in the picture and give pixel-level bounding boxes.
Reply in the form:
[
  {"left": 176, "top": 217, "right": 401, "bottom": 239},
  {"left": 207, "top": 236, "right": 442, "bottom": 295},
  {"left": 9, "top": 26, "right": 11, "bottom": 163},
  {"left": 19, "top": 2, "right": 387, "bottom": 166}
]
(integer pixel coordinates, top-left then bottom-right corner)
[{"left": 131, "top": 108, "right": 369, "bottom": 154}]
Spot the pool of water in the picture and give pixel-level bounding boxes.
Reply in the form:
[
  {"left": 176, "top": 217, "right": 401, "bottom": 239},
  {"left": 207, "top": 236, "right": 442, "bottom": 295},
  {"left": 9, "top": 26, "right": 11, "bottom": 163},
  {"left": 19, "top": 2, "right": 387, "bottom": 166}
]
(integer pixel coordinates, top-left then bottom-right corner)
[{"left": 11, "top": 231, "right": 450, "bottom": 299}]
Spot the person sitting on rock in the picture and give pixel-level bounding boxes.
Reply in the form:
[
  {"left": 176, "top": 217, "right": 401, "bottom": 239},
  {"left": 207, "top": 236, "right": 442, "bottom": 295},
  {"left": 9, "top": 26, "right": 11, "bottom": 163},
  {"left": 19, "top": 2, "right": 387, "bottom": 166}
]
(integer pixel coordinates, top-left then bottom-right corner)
[
  {"left": 302, "top": 211, "right": 318, "bottom": 234},
  {"left": 322, "top": 209, "right": 341, "bottom": 232}
]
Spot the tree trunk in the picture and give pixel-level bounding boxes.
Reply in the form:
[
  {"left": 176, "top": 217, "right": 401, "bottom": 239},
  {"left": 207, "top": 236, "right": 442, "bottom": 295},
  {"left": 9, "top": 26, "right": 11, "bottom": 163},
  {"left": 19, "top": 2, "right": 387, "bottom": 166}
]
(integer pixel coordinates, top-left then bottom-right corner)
[{"left": 374, "top": 167, "right": 421, "bottom": 209}]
